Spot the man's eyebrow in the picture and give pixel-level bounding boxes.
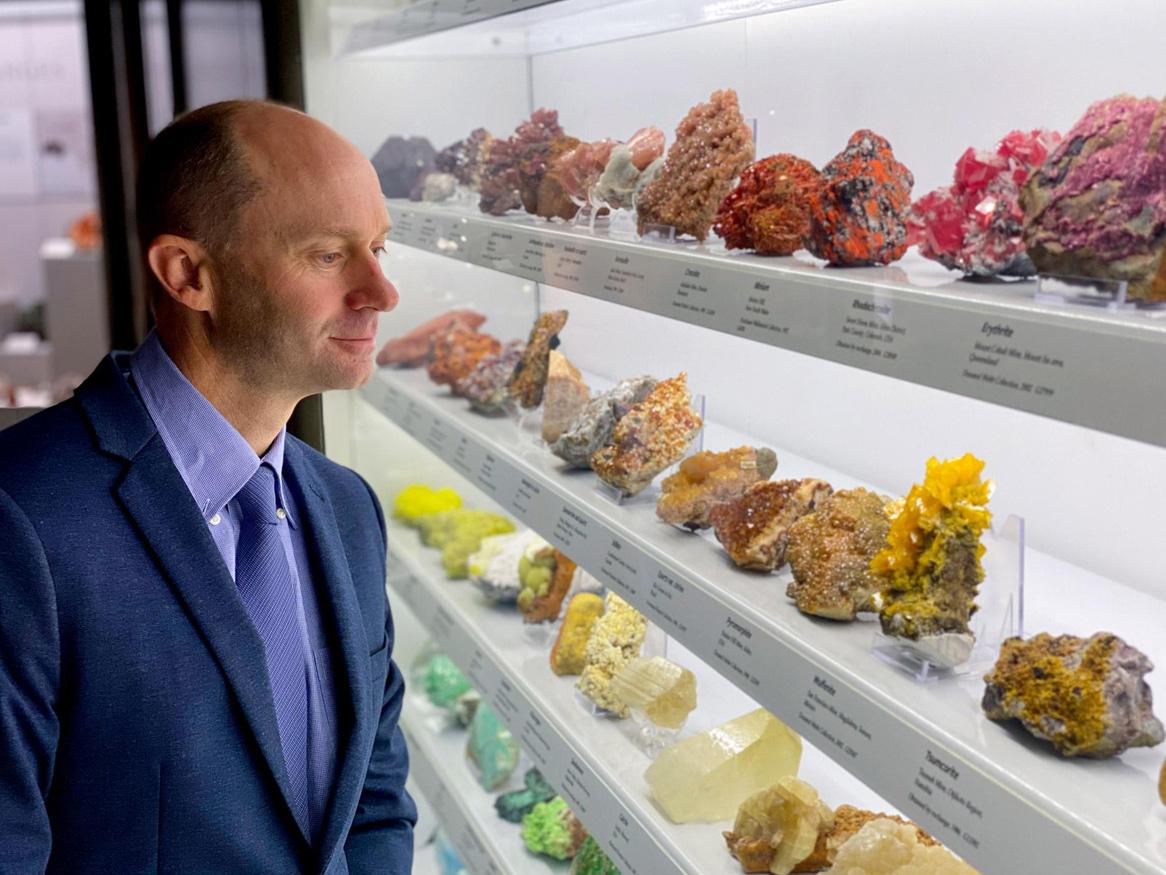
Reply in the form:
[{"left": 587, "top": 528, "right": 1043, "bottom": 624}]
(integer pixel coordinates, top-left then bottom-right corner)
[{"left": 294, "top": 224, "right": 393, "bottom": 243}]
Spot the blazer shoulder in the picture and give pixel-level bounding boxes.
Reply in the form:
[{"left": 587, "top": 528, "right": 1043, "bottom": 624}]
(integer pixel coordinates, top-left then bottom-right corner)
[{"left": 0, "top": 398, "right": 100, "bottom": 494}]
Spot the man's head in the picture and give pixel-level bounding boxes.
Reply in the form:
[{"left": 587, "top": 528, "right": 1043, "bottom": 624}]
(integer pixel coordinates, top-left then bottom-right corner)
[{"left": 138, "top": 100, "right": 398, "bottom": 400}]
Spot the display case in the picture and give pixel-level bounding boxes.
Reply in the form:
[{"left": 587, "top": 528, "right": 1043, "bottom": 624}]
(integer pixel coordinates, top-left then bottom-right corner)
[{"left": 300, "top": 1, "right": 1166, "bottom": 872}]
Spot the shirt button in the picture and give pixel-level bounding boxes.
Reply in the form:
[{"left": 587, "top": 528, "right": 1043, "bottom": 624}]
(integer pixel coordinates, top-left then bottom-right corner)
[
  {"left": 209, "top": 513, "right": 222, "bottom": 526},
  {"left": 276, "top": 508, "right": 286, "bottom": 520}
]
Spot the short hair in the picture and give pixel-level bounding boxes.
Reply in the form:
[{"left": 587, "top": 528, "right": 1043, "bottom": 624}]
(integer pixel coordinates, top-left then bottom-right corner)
[{"left": 136, "top": 100, "right": 264, "bottom": 304}]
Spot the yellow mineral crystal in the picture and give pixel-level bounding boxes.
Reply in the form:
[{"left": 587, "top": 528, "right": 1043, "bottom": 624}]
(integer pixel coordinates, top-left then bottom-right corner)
[
  {"left": 550, "top": 593, "right": 605, "bottom": 676},
  {"left": 576, "top": 593, "right": 647, "bottom": 716},
  {"left": 392, "top": 484, "right": 462, "bottom": 524},
  {"left": 609, "top": 656, "right": 697, "bottom": 729},
  {"left": 644, "top": 708, "right": 802, "bottom": 823},
  {"left": 797, "top": 806, "right": 936, "bottom": 872},
  {"left": 828, "top": 818, "right": 979, "bottom": 875},
  {"left": 1159, "top": 758, "right": 1166, "bottom": 806},
  {"left": 723, "top": 776, "right": 833, "bottom": 874}
]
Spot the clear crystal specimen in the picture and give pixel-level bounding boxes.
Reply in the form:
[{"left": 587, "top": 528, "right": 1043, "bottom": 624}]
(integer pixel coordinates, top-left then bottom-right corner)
[{"left": 610, "top": 656, "right": 697, "bottom": 730}]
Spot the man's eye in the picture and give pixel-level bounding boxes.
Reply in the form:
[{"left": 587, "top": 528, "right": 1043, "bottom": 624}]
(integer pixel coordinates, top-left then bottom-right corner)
[{"left": 319, "top": 252, "right": 342, "bottom": 265}]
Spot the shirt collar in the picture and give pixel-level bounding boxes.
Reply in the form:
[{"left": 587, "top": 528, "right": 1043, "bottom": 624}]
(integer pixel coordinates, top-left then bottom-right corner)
[{"left": 128, "top": 330, "right": 296, "bottom": 527}]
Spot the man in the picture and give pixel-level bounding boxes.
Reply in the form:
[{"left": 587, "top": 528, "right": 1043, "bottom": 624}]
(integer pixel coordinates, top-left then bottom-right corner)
[{"left": 0, "top": 100, "right": 415, "bottom": 873}]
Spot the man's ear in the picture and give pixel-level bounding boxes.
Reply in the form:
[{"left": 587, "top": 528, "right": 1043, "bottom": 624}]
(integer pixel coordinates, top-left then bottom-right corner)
[{"left": 146, "top": 235, "right": 216, "bottom": 313}]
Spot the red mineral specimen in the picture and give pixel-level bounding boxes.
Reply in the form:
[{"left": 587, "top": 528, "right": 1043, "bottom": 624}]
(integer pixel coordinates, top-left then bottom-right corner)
[
  {"left": 427, "top": 326, "right": 502, "bottom": 388},
  {"left": 714, "top": 154, "right": 821, "bottom": 255},
  {"left": 625, "top": 126, "right": 666, "bottom": 171},
  {"left": 376, "top": 309, "right": 487, "bottom": 367},
  {"left": 478, "top": 138, "right": 523, "bottom": 216},
  {"left": 512, "top": 109, "right": 567, "bottom": 215},
  {"left": 555, "top": 139, "right": 617, "bottom": 204},
  {"left": 807, "top": 130, "right": 914, "bottom": 266}
]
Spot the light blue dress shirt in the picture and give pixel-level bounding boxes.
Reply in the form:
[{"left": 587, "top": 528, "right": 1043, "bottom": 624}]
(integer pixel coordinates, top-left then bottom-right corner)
[{"left": 129, "top": 331, "right": 337, "bottom": 841}]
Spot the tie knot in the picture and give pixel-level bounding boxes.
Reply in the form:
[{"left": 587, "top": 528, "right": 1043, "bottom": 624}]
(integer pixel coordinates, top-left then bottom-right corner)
[{"left": 237, "top": 464, "right": 280, "bottom": 525}]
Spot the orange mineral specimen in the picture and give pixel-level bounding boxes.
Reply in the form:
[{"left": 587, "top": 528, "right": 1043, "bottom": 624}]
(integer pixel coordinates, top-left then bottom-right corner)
[
  {"left": 636, "top": 89, "right": 755, "bottom": 241},
  {"left": 807, "top": 130, "right": 914, "bottom": 266},
  {"left": 715, "top": 154, "right": 822, "bottom": 255},
  {"left": 426, "top": 325, "right": 502, "bottom": 388},
  {"left": 376, "top": 309, "right": 486, "bottom": 367},
  {"left": 657, "top": 446, "right": 778, "bottom": 530},
  {"left": 507, "top": 310, "right": 569, "bottom": 409},
  {"left": 710, "top": 479, "right": 833, "bottom": 572},
  {"left": 536, "top": 135, "right": 583, "bottom": 220},
  {"left": 524, "top": 550, "right": 577, "bottom": 624},
  {"left": 540, "top": 350, "right": 590, "bottom": 444}
]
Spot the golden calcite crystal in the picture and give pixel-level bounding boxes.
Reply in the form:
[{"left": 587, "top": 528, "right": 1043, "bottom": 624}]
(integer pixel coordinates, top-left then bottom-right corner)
[
  {"left": 576, "top": 593, "right": 647, "bottom": 716},
  {"left": 828, "top": 818, "right": 979, "bottom": 875},
  {"left": 507, "top": 310, "right": 569, "bottom": 409},
  {"left": 723, "top": 776, "right": 833, "bottom": 874},
  {"left": 644, "top": 708, "right": 802, "bottom": 824},
  {"left": 591, "top": 372, "right": 703, "bottom": 497},
  {"left": 796, "top": 806, "right": 936, "bottom": 873},
  {"left": 786, "top": 488, "right": 890, "bottom": 621},
  {"left": 610, "top": 656, "right": 697, "bottom": 730},
  {"left": 871, "top": 454, "right": 992, "bottom": 641},
  {"left": 710, "top": 479, "right": 834, "bottom": 572},
  {"left": 657, "top": 445, "right": 778, "bottom": 530},
  {"left": 540, "top": 350, "right": 591, "bottom": 444},
  {"left": 550, "top": 593, "right": 605, "bottom": 676}
]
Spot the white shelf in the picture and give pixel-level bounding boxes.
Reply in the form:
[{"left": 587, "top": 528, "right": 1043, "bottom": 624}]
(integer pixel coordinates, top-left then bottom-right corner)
[
  {"left": 363, "top": 367, "right": 1166, "bottom": 875},
  {"left": 340, "top": 0, "right": 560, "bottom": 55},
  {"left": 383, "top": 198, "right": 1166, "bottom": 450}
]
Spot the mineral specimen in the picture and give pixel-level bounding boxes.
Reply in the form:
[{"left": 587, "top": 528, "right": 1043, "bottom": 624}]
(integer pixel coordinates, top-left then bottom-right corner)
[
  {"left": 577, "top": 593, "right": 647, "bottom": 716},
  {"left": 636, "top": 89, "right": 754, "bottom": 240},
  {"left": 570, "top": 837, "right": 620, "bottom": 875},
  {"left": 1022, "top": 95, "right": 1166, "bottom": 300},
  {"left": 556, "top": 139, "right": 616, "bottom": 204},
  {"left": 806, "top": 130, "right": 914, "bottom": 266},
  {"left": 524, "top": 549, "right": 576, "bottom": 623},
  {"left": 797, "top": 806, "right": 936, "bottom": 873},
  {"left": 516, "top": 536, "right": 556, "bottom": 615},
  {"left": 455, "top": 690, "right": 481, "bottom": 727},
  {"left": 540, "top": 350, "right": 591, "bottom": 443},
  {"left": 392, "top": 484, "right": 462, "bottom": 524},
  {"left": 657, "top": 445, "right": 778, "bottom": 530},
  {"left": 416, "top": 509, "right": 516, "bottom": 578},
  {"left": 478, "top": 138, "right": 523, "bottom": 216},
  {"left": 536, "top": 135, "right": 583, "bottom": 220},
  {"left": 1160, "top": 758, "right": 1166, "bottom": 806},
  {"left": 436, "top": 128, "right": 494, "bottom": 189},
  {"left": 786, "top": 488, "right": 891, "bottom": 621},
  {"left": 495, "top": 768, "right": 556, "bottom": 823},
  {"left": 633, "top": 156, "right": 664, "bottom": 206},
  {"left": 564, "top": 127, "right": 665, "bottom": 208},
  {"left": 908, "top": 130, "right": 1060, "bottom": 277},
  {"left": 870, "top": 454, "right": 991, "bottom": 649},
  {"left": 427, "top": 326, "right": 502, "bottom": 389},
  {"left": 625, "top": 125, "right": 667, "bottom": 172},
  {"left": 982, "top": 632, "right": 1165, "bottom": 758},
  {"left": 591, "top": 372, "right": 704, "bottom": 497},
  {"left": 828, "top": 818, "right": 977, "bottom": 875},
  {"left": 454, "top": 340, "right": 525, "bottom": 414},
  {"left": 715, "top": 154, "right": 821, "bottom": 255},
  {"left": 468, "top": 530, "right": 539, "bottom": 603},
  {"left": 644, "top": 708, "right": 803, "bottom": 823},
  {"left": 370, "top": 135, "right": 435, "bottom": 198},
  {"left": 507, "top": 310, "right": 569, "bottom": 409},
  {"left": 376, "top": 309, "right": 486, "bottom": 368},
  {"left": 593, "top": 145, "right": 641, "bottom": 210},
  {"left": 610, "top": 655, "right": 697, "bottom": 730},
  {"left": 550, "top": 376, "right": 657, "bottom": 468},
  {"left": 409, "top": 170, "right": 457, "bottom": 203},
  {"left": 421, "top": 653, "right": 471, "bottom": 710},
  {"left": 521, "top": 797, "right": 588, "bottom": 860},
  {"left": 512, "top": 109, "right": 568, "bottom": 215},
  {"left": 710, "top": 479, "right": 834, "bottom": 572},
  {"left": 723, "top": 776, "right": 833, "bottom": 875},
  {"left": 467, "top": 703, "right": 520, "bottom": 791},
  {"left": 550, "top": 592, "right": 605, "bottom": 676}
]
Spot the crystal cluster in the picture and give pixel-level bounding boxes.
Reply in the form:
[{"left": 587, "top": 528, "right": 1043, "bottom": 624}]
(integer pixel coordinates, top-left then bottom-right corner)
[
  {"left": 657, "top": 445, "right": 778, "bottom": 530},
  {"left": 392, "top": 484, "right": 462, "bottom": 524},
  {"left": 723, "top": 776, "right": 832, "bottom": 875},
  {"left": 376, "top": 309, "right": 485, "bottom": 368},
  {"left": 478, "top": 138, "right": 523, "bottom": 216},
  {"left": 507, "top": 310, "right": 569, "bottom": 409},
  {"left": 644, "top": 708, "right": 802, "bottom": 823},
  {"left": 561, "top": 127, "right": 665, "bottom": 209},
  {"left": 540, "top": 350, "right": 591, "bottom": 444},
  {"left": 636, "top": 89, "right": 755, "bottom": 240},
  {"left": 370, "top": 135, "right": 435, "bottom": 198},
  {"left": 408, "top": 171, "right": 457, "bottom": 203},
  {"left": 871, "top": 454, "right": 991, "bottom": 646},
  {"left": 909, "top": 130, "right": 1061, "bottom": 277},
  {"left": 512, "top": 109, "right": 568, "bottom": 214},
  {"left": 1160, "top": 759, "right": 1166, "bottom": 806},
  {"left": 715, "top": 154, "right": 822, "bottom": 255},
  {"left": 436, "top": 127, "right": 494, "bottom": 189},
  {"left": 710, "top": 479, "right": 834, "bottom": 572},
  {"left": 982, "top": 632, "right": 1164, "bottom": 758},
  {"left": 591, "top": 372, "right": 704, "bottom": 497},
  {"left": 786, "top": 488, "right": 890, "bottom": 621},
  {"left": 569, "top": 837, "right": 621, "bottom": 875},
  {"left": 577, "top": 593, "right": 647, "bottom": 716},
  {"left": 828, "top": 818, "right": 977, "bottom": 875},
  {"left": 550, "top": 592, "right": 605, "bottom": 676},
  {"left": 536, "top": 135, "right": 584, "bottom": 220},
  {"left": 801, "top": 806, "right": 937, "bottom": 873},
  {"left": 807, "top": 130, "right": 914, "bottom": 266},
  {"left": 610, "top": 656, "right": 697, "bottom": 730},
  {"left": 416, "top": 508, "right": 515, "bottom": 578},
  {"left": 468, "top": 530, "right": 540, "bottom": 603},
  {"left": 466, "top": 703, "right": 519, "bottom": 791},
  {"left": 550, "top": 376, "right": 657, "bottom": 469},
  {"left": 1023, "top": 94, "right": 1166, "bottom": 300},
  {"left": 521, "top": 797, "right": 588, "bottom": 860},
  {"left": 515, "top": 536, "right": 555, "bottom": 614},
  {"left": 454, "top": 340, "right": 525, "bottom": 414},
  {"left": 554, "top": 138, "right": 616, "bottom": 205},
  {"left": 495, "top": 768, "right": 556, "bottom": 823},
  {"left": 524, "top": 549, "right": 576, "bottom": 623},
  {"left": 426, "top": 326, "right": 502, "bottom": 388}
]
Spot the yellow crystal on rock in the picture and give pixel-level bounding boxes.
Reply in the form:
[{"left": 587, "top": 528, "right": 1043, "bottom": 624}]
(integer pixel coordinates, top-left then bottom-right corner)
[
  {"left": 550, "top": 593, "right": 605, "bottom": 676},
  {"left": 644, "top": 708, "right": 802, "bottom": 823},
  {"left": 723, "top": 776, "right": 833, "bottom": 874},
  {"left": 610, "top": 656, "right": 697, "bottom": 729},
  {"left": 829, "top": 818, "right": 979, "bottom": 875},
  {"left": 576, "top": 594, "right": 647, "bottom": 716},
  {"left": 392, "top": 484, "right": 462, "bottom": 524}
]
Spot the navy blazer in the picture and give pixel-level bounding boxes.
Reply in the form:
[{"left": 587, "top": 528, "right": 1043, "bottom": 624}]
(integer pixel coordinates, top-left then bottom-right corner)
[{"left": 0, "top": 353, "right": 415, "bottom": 874}]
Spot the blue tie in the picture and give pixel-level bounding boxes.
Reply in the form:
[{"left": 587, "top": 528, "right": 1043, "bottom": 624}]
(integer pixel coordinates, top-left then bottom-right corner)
[{"left": 234, "top": 463, "right": 310, "bottom": 835}]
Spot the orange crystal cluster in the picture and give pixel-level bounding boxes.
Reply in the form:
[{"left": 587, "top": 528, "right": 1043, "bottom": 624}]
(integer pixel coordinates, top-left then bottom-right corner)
[
  {"left": 710, "top": 479, "right": 833, "bottom": 572},
  {"left": 426, "top": 326, "right": 502, "bottom": 388},
  {"left": 715, "top": 155, "right": 822, "bottom": 255},
  {"left": 657, "top": 446, "right": 778, "bottom": 530}
]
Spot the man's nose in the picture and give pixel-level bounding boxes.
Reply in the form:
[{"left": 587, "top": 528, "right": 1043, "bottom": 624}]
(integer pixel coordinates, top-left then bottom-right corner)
[{"left": 350, "top": 251, "right": 400, "bottom": 312}]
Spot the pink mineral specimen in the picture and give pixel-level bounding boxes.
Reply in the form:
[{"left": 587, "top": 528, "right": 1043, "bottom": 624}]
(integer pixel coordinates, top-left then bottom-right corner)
[
  {"left": 555, "top": 139, "right": 617, "bottom": 204},
  {"left": 1022, "top": 95, "right": 1166, "bottom": 300},
  {"left": 376, "top": 309, "right": 487, "bottom": 368},
  {"left": 636, "top": 90, "right": 755, "bottom": 241},
  {"left": 512, "top": 109, "right": 568, "bottom": 215},
  {"left": 807, "top": 130, "right": 914, "bottom": 266},
  {"left": 909, "top": 129, "right": 1061, "bottom": 277},
  {"left": 478, "top": 138, "right": 523, "bottom": 216},
  {"left": 625, "top": 126, "right": 665, "bottom": 171},
  {"left": 715, "top": 154, "right": 821, "bottom": 255}
]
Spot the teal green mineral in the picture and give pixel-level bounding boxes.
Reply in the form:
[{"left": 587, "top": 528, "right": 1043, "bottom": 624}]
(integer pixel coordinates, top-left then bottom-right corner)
[
  {"left": 422, "top": 654, "right": 470, "bottom": 710},
  {"left": 494, "top": 767, "right": 556, "bottom": 823},
  {"left": 466, "top": 703, "right": 519, "bottom": 791}
]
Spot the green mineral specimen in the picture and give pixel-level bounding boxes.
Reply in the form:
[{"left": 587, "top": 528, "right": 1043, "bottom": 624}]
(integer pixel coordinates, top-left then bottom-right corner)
[
  {"left": 570, "top": 837, "right": 620, "bottom": 875},
  {"left": 466, "top": 703, "right": 519, "bottom": 791},
  {"left": 494, "top": 767, "right": 556, "bottom": 822},
  {"left": 521, "top": 797, "right": 588, "bottom": 860},
  {"left": 422, "top": 653, "right": 471, "bottom": 710}
]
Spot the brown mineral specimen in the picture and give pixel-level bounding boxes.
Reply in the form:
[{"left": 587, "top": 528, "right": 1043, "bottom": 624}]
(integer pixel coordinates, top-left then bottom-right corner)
[
  {"left": 536, "top": 135, "right": 583, "bottom": 220},
  {"left": 794, "top": 806, "right": 937, "bottom": 873},
  {"left": 524, "top": 550, "right": 576, "bottom": 624},
  {"left": 540, "top": 351, "right": 590, "bottom": 443},
  {"left": 376, "top": 309, "right": 486, "bottom": 367},
  {"left": 806, "top": 130, "right": 915, "bottom": 266},
  {"left": 982, "top": 632, "right": 1165, "bottom": 758},
  {"left": 591, "top": 373, "right": 703, "bottom": 497},
  {"left": 507, "top": 310, "right": 569, "bottom": 409},
  {"left": 656, "top": 446, "right": 778, "bottom": 530},
  {"left": 478, "top": 138, "right": 523, "bottom": 216},
  {"left": 512, "top": 109, "right": 568, "bottom": 215},
  {"left": 426, "top": 326, "right": 502, "bottom": 388},
  {"left": 715, "top": 154, "right": 821, "bottom": 255},
  {"left": 550, "top": 376, "right": 657, "bottom": 468},
  {"left": 436, "top": 127, "right": 494, "bottom": 189},
  {"left": 723, "top": 777, "right": 833, "bottom": 874},
  {"left": 454, "top": 340, "right": 525, "bottom": 413},
  {"left": 636, "top": 89, "right": 755, "bottom": 241},
  {"left": 710, "top": 479, "right": 834, "bottom": 573},
  {"left": 1159, "top": 758, "right": 1166, "bottom": 806},
  {"left": 786, "top": 488, "right": 891, "bottom": 621}
]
